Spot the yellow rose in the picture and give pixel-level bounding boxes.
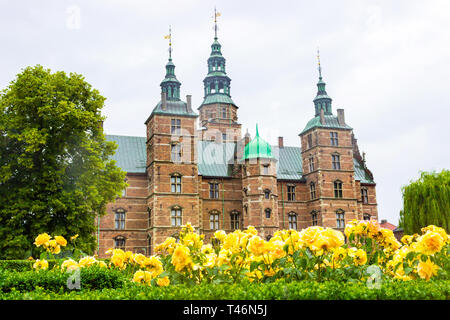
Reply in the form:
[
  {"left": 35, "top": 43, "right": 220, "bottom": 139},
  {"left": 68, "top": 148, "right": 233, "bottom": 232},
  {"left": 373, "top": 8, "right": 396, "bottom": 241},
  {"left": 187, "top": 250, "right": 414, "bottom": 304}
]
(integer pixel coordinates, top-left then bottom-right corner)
[
  {"left": 54, "top": 236, "right": 67, "bottom": 247},
  {"left": 245, "top": 226, "right": 258, "bottom": 236},
  {"left": 61, "top": 259, "right": 79, "bottom": 271},
  {"left": 142, "top": 256, "right": 164, "bottom": 277},
  {"left": 171, "top": 245, "right": 193, "bottom": 272},
  {"left": 157, "top": 276, "right": 170, "bottom": 287},
  {"left": 78, "top": 256, "right": 97, "bottom": 268},
  {"left": 417, "top": 258, "right": 439, "bottom": 281},
  {"left": 214, "top": 230, "right": 227, "bottom": 242},
  {"left": 348, "top": 248, "right": 367, "bottom": 266},
  {"left": 34, "top": 233, "right": 51, "bottom": 247},
  {"left": 133, "top": 270, "right": 152, "bottom": 284},
  {"left": 417, "top": 231, "right": 444, "bottom": 255},
  {"left": 132, "top": 253, "right": 146, "bottom": 266},
  {"left": 33, "top": 259, "right": 48, "bottom": 270},
  {"left": 70, "top": 234, "right": 79, "bottom": 241},
  {"left": 421, "top": 225, "right": 448, "bottom": 242},
  {"left": 247, "top": 236, "right": 267, "bottom": 256}
]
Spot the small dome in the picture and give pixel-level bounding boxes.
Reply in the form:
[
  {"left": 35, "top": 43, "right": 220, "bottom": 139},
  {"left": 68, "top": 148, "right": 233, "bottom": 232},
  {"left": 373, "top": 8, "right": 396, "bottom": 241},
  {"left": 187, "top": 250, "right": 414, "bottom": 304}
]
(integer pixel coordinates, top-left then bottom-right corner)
[{"left": 243, "top": 124, "right": 274, "bottom": 160}]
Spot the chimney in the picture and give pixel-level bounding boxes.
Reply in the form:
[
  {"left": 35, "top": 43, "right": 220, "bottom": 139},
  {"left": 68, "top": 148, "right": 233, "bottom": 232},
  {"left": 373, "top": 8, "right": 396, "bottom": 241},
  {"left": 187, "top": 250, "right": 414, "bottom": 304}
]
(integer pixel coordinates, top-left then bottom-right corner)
[
  {"left": 337, "top": 109, "right": 345, "bottom": 125},
  {"left": 161, "top": 92, "right": 167, "bottom": 110},
  {"left": 320, "top": 108, "right": 325, "bottom": 125},
  {"left": 186, "top": 95, "right": 192, "bottom": 112},
  {"left": 278, "top": 136, "right": 284, "bottom": 148}
]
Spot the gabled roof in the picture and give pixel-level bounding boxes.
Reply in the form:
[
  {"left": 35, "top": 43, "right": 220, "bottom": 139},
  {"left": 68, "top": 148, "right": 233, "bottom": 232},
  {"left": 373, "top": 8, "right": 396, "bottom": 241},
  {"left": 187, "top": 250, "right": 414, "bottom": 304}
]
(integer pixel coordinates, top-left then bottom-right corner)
[{"left": 353, "top": 158, "right": 375, "bottom": 184}]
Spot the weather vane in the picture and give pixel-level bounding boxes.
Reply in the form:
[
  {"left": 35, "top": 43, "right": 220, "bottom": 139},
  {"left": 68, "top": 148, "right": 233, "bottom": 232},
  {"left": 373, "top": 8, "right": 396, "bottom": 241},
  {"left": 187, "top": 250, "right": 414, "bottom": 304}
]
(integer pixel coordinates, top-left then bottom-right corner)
[
  {"left": 317, "top": 48, "right": 322, "bottom": 79},
  {"left": 213, "top": 7, "right": 221, "bottom": 39},
  {"left": 164, "top": 26, "right": 172, "bottom": 60}
]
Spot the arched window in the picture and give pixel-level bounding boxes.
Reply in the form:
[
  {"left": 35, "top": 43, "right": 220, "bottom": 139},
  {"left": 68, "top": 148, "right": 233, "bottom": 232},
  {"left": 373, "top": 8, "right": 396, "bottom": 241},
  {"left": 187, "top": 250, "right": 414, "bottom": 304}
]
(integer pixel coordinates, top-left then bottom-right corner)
[
  {"left": 288, "top": 212, "right": 297, "bottom": 230},
  {"left": 170, "top": 173, "right": 182, "bottom": 193},
  {"left": 334, "top": 180, "right": 343, "bottom": 198},
  {"left": 336, "top": 209, "right": 345, "bottom": 228},
  {"left": 230, "top": 211, "right": 240, "bottom": 230},
  {"left": 210, "top": 211, "right": 220, "bottom": 230},
  {"left": 363, "top": 213, "right": 371, "bottom": 221},
  {"left": 171, "top": 206, "right": 182, "bottom": 227},
  {"left": 311, "top": 210, "right": 318, "bottom": 226},
  {"left": 310, "top": 182, "right": 316, "bottom": 199},
  {"left": 265, "top": 208, "right": 271, "bottom": 219},
  {"left": 309, "top": 155, "right": 315, "bottom": 172},
  {"left": 115, "top": 209, "right": 126, "bottom": 230},
  {"left": 264, "top": 189, "right": 271, "bottom": 199},
  {"left": 114, "top": 236, "right": 126, "bottom": 250}
]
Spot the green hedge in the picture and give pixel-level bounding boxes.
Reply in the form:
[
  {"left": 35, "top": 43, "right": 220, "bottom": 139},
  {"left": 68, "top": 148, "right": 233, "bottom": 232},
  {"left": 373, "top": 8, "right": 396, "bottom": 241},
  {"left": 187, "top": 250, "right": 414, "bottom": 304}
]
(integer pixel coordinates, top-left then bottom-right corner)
[
  {"left": 0, "top": 266, "right": 126, "bottom": 293},
  {"left": 0, "top": 260, "right": 59, "bottom": 272},
  {"left": 0, "top": 279, "right": 448, "bottom": 300}
]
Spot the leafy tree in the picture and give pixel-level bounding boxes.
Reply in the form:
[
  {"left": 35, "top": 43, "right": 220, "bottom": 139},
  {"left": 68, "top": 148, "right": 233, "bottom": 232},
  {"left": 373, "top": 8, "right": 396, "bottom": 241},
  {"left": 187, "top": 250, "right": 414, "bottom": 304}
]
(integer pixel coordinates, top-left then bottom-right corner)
[
  {"left": 0, "top": 65, "right": 127, "bottom": 259},
  {"left": 399, "top": 170, "right": 450, "bottom": 234}
]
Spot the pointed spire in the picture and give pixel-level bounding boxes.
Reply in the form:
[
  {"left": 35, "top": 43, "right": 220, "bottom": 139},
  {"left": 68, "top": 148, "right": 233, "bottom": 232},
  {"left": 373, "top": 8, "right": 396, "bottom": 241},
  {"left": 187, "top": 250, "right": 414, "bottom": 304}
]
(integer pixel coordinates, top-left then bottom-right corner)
[
  {"left": 255, "top": 123, "right": 259, "bottom": 137},
  {"left": 160, "top": 26, "right": 181, "bottom": 100},
  {"left": 214, "top": 7, "right": 221, "bottom": 40},
  {"left": 168, "top": 25, "right": 172, "bottom": 61},
  {"left": 313, "top": 49, "right": 332, "bottom": 116}
]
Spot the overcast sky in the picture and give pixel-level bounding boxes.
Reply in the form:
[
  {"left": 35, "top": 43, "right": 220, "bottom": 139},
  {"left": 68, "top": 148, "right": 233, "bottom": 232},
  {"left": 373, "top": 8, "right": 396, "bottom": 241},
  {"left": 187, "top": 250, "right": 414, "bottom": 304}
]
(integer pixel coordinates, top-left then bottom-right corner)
[{"left": 1, "top": 0, "right": 449, "bottom": 225}]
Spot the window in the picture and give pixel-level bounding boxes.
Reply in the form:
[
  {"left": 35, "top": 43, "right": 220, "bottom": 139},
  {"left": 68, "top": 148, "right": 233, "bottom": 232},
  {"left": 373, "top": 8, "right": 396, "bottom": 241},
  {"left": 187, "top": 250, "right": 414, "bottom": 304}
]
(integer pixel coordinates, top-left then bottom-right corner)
[
  {"left": 265, "top": 208, "right": 271, "bottom": 219},
  {"left": 171, "top": 175, "right": 182, "bottom": 193},
  {"left": 222, "top": 107, "right": 227, "bottom": 119},
  {"left": 330, "top": 132, "right": 339, "bottom": 146},
  {"left": 148, "top": 236, "right": 152, "bottom": 256},
  {"left": 336, "top": 210, "right": 345, "bottom": 228},
  {"left": 148, "top": 208, "right": 152, "bottom": 227},
  {"left": 171, "top": 207, "right": 182, "bottom": 226},
  {"left": 209, "top": 182, "right": 219, "bottom": 199},
  {"left": 222, "top": 133, "right": 227, "bottom": 142},
  {"left": 307, "top": 134, "right": 313, "bottom": 149},
  {"left": 264, "top": 189, "right": 270, "bottom": 199},
  {"left": 363, "top": 214, "right": 371, "bottom": 221},
  {"left": 171, "top": 143, "right": 182, "bottom": 162},
  {"left": 210, "top": 212, "right": 220, "bottom": 230},
  {"left": 334, "top": 181, "right": 343, "bottom": 198},
  {"left": 114, "top": 237, "right": 126, "bottom": 250},
  {"left": 311, "top": 211, "right": 318, "bottom": 226},
  {"left": 287, "top": 185, "right": 296, "bottom": 201},
  {"left": 332, "top": 154, "right": 341, "bottom": 170},
  {"left": 309, "top": 155, "right": 315, "bottom": 172},
  {"left": 361, "top": 188, "right": 368, "bottom": 204},
  {"left": 230, "top": 211, "right": 240, "bottom": 230},
  {"left": 288, "top": 213, "right": 297, "bottom": 230},
  {"left": 171, "top": 119, "right": 181, "bottom": 135},
  {"left": 263, "top": 165, "right": 269, "bottom": 175},
  {"left": 115, "top": 209, "right": 125, "bottom": 230},
  {"left": 310, "top": 182, "right": 316, "bottom": 199}
]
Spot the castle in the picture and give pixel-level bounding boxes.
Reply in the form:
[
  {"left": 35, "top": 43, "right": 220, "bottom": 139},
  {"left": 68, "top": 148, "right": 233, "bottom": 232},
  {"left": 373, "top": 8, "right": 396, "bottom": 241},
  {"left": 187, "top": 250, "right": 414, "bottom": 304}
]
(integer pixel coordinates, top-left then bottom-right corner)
[{"left": 97, "top": 22, "right": 378, "bottom": 257}]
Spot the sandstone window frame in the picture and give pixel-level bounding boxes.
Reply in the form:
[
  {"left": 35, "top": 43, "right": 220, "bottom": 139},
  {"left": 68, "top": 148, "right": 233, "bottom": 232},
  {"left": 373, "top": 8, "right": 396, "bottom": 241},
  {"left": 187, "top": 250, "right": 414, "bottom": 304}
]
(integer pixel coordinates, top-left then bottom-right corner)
[
  {"left": 170, "top": 205, "right": 183, "bottom": 227},
  {"left": 171, "top": 118, "right": 181, "bottom": 135},
  {"left": 209, "top": 210, "right": 220, "bottom": 230},
  {"left": 334, "top": 180, "right": 343, "bottom": 198},
  {"left": 170, "top": 143, "right": 182, "bottom": 162},
  {"left": 311, "top": 210, "right": 318, "bottom": 226},
  {"left": 310, "top": 182, "right": 316, "bottom": 200},
  {"left": 288, "top": 212, "right": 298, "bottom": 230},
  {"left": 331, "top": 153, "right": 341, "bottom": 170},
  {"left": 330, "top": 132, "right": 339, "bottom": 146},
  {"left": 264, "top": 189, "right": 271, "bottom": 199},
  {"left": 361, "top": 187, "right": 368, "bottom": 204},
  {"left": 309, "top": 155, "right": 315, "bottom": 172},
  {"left": 114, "top": 208, "right": 126, "bottom": 230},
  {"left": 230, "top": 210, "right": 240, "bottom": 230},
  {"left": 209, "top": 181, "right": 219, "bottom": 199},
  {"left": 287, "top": 185, "right": 296, "bottom": 201},
  {"left": 114, "top": 236, "right": 126, "bottom": 250},
  {"left": 170, "top": 173, "right": 182, "bottom": 193},
  {"left": 336, "top": 209, "right": 345, "bottom": 228}
]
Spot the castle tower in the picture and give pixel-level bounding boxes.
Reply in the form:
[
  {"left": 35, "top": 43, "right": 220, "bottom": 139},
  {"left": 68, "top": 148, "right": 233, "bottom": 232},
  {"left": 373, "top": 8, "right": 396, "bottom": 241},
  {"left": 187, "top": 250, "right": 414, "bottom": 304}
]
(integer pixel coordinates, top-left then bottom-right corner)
[
  {"left": 242, "top": 125, "right": 278, "bottom": 239},
  {"left": 198, "top": 10, "right": 242, "bottom": 143},
  {"left": 298, "top": 52, "right": 359, "bottom": 231},
  {"left": 144, "top": 29, "right": 200, "bottom": 253}
]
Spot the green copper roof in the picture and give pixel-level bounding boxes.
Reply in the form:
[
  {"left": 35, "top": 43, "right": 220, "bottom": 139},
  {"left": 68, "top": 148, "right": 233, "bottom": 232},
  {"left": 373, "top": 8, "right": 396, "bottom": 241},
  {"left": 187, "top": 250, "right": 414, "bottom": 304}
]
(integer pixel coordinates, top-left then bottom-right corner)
[
  {"left": 105, "top": 135, "right": 373, "bottom": 184},
  {"left": 243, "top": 125, "right": 274, "bottom": 160},
  {"left": 300, "top": 114, "right": 352, "bottom": 135},
  {"left": 353, "top": 158, "right": 375, "bottom": 184},
  {"left": 106, "top": 135, "right": 147, "bottom": 173},
  {"left": 199, "top": 93, "right": 236, "bottom": 107},
  {"left": 150, "top": 100, "right": 198, "bottom": 118}
]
